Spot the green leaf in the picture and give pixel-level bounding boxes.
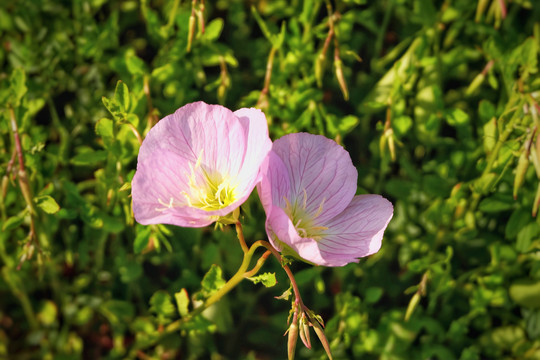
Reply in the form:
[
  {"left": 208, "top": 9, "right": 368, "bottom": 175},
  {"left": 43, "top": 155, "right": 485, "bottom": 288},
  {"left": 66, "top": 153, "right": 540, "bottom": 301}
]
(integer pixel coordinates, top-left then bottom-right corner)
[
  {"left": 70, "top": 150, "right": 108, "bottom": 166},
  {"left": 100, "top": 300, "right": 135, "bottom": 331},
  {"left": 393, "top": 115, "right": 413, "bottom": 137},
  {"left": 116, "top": 257, "right": 143, "bottom": 283},
  {"left": 516, "top": 223, "right": 540, "bottom": 253},
  {"left": 275, "top": 287, "right": 292, "bottom": 301},
  {"left": 506, "top": 208, "right": 532, "bottom": 239},
  {"left": 248, "top": 272, "right": 277, "bottom": 288},
  {"left": 446, "top": 108, "right": 469, "bottom": 126},
  {"left": 102, "top": 96, "right": 124, "bottom": 121},
  {"left": 34, "top": 195, "right": 60, "bottom": 214},
  {"left": 203, "top": 18, "right": 224, "bottom": 42},
  {"left": 509, "top": 279, "right": 540, "bottom": 308},
  {"left": 478, "top": 194, "right": 514, "bottom": 213},
  {"left": 2, "top": 212, "right": 26, "bottom": 231},
  {"left": 114, "top": 81, "right": 130, "bottom": 112},
  {"left": 338, "top": 115, "right": 359, "bottom": 134},
  {"left": 175, "top": 289, "right": 190, "bottom": 318},
  {"left": 364, "top": 287, "right": 384, "bottom": 304},
  {"left": 126, "top": 52, "right": 147, "bottom": 75},
  {"left": 200, "top": 264, "right": 226, "bottom": 297},
  {"left": 38, "top": 300, "right": 58, "bottom": 327},
  {"left": 133, "top": 226, "right": 151, "bottom": 254},
  {"left": 149, "top": 291, "right": 176, "bottom": 321},
  {"left": 9, "top": 68, "right": 27, "bottom": 106}
]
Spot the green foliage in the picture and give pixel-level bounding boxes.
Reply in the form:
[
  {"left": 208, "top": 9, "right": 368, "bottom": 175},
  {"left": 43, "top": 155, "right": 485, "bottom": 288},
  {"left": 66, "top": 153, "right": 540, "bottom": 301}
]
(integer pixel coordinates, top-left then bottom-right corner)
[
  {"left": 1, "top": 0, "right": 540, "bottom": 359},
  {"left": 248, "top": 272, "right": 277, "bottom": 287}
]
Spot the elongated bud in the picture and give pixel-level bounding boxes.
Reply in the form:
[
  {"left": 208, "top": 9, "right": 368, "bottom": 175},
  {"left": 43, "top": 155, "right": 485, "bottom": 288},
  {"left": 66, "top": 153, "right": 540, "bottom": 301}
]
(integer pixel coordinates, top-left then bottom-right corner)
[
  {"left": 334, "top": 57, "right": 349, "bottom": 101},
  {"left": 187, "top": 12, "right": 196, "bottom": 52},
  {"left": 465, "top": 73, "right": 485, "bottom": 95},
  {"left": 475, "top": 0, "right": 490, "bottom": 21},
  {"left": 536, "top": 136, "right": 540, "bottom": 165},
  {"left": 298, "top": 313, "right": 311, "bottom": 349},
  {"left": 287, "top": 319, "right": 299, "bottom": 360},
  {"left": 197, "top": 0, "right": 206, "bottom": 34},
  {"left": 387, "top": 129, "right": 396, "bottom": 162},
  {"left": 311, "top": 319, "right": 333, "bottom": 360},
  {"left": 513, "top": 150, "right": 530, "bottom": 199},
  {"left": 533, "top": 182, "right": 540, "bottom": 217},
  {"left": 315, "top": 52, "right": 325, "bottom": 88},
  {"left": 405, "top": 292, "right": 421, "bottom": 321},
  {"left": 1, "top": 175, "right": 8, "bottom": 199}
]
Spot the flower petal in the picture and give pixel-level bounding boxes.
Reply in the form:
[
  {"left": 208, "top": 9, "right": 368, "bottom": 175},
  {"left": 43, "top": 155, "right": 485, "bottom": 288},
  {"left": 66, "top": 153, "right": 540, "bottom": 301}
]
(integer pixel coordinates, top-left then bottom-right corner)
[
  {"left": 257, "top": 151, "right": 291, "bottom": 214},
  {"left": 316, "top": 194, "right": 393, "bottom": 265},
  {"left": 271, "top": 133, "right": 357, "bottom": 223},
  {"left": 132, "top": 101, "right": 271, "bottom": 227},
  {"left": 234, "top": 107, "right": 273, "bottom": 196},
  {"left": 132, "top": 149, "right": 214, "bottom": 227},
  {"left": 265, "top": 206, "right": 327, "bottom": 265}
]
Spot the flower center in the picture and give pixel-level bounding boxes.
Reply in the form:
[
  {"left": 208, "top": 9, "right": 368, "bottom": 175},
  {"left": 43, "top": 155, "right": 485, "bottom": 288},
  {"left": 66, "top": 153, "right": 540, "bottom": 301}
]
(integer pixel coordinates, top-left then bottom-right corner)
[
  {"left": 194, "top": 176, "right": 238, "bottom": 211},
  {"left": 182, "top": 150, "right": 238, "bottom": 211},
  {"left": 283, "top": 189, "right": 327, "bottom": 240}
]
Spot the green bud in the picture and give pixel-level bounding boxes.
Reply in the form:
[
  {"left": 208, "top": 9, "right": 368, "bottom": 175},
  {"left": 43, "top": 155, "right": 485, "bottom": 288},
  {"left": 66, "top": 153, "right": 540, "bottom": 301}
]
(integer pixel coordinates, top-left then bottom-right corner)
[
  {"left": 298, "top": 313, "right": 311, "bottom": 349},
  {"left": 533, "top": 183, "right": 540, "bottom": 217},
  {"left": 405, "top": 292, "right": 421, "bottom": 321},
  {"left": 1, "top": 175, "right": 8, "bottom": 199},
  {"left": 187, "top": 13, "right": 196, "bottom": 52},
  {"left": 513, "top": 150, "right": 530, "bottom": 199},
  {"left": 334, "top": 58, "right": 349, "bottom": 101},
  {"left": 315, "top": 52, "right": 325, "bottom": 88},
  {"left": 465, "top": 73, "right": 485, "bottom": 95},
  {"left": 287, "top": 320, "right": 299, "bottom": 360}
]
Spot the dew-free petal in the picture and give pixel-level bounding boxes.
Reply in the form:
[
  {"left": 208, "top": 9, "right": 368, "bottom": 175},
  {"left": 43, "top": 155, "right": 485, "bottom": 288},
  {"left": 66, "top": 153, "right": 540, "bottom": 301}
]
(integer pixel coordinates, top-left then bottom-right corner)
[
  {"left": 259, "top": 133, "right": 393, "bottom": 267},
  {"left": 132, "top": 101, "right": 271, "bottom": 227},
  {"left": 271, "top": 133, "right": 357, "bottom": 223},
  {"left": 317, "top": 194, "right": 393, "bottom": 265},
  {"left": 257, "top": 151, "right": 291, "bottom": 212},
  {"left": 265, "top": 205, "right": 327, "bottom": 265},
  {"left": 234, "top": 107, "right": 273, "bottom": 198}
]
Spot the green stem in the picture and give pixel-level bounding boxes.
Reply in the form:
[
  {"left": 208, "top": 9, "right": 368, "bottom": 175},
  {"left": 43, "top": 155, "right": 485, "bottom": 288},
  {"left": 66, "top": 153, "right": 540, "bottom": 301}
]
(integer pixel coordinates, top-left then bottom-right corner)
[
  {"left": 244, "top": 250, "right": 271, "bottom": 278},
  {"left": 236, "top": 222, "right": 249, "bottom": 254},
  {"left": 164, "top": 239, "right": 266, "bottom": 334}
]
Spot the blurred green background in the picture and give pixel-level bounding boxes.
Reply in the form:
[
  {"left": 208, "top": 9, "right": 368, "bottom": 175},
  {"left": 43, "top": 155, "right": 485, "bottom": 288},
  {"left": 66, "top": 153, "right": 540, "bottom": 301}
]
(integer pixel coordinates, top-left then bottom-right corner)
[{"left": 1, "top": 0, "right": 540, "bottom": 359}]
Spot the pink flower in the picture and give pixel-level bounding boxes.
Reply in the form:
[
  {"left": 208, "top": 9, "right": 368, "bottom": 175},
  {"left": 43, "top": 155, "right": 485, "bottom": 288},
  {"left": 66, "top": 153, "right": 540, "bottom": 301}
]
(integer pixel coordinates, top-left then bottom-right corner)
[
  {"left": 258, "top": 133, "right": 393, "bottom": 267},
  {"left": 132, "top": 101, "right": 272, "bottom": 227}
]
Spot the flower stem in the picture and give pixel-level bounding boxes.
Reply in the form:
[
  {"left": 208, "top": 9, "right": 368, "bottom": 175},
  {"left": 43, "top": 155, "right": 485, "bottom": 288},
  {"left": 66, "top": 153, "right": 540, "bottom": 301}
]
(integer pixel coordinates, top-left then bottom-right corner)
[
  {"left": 164, "top": 239, "right": 266, "bottom": 335},
  {"left": 259, "top": 242, "right": 305, "bottom": 308},
  {"left": 244, "top": 250, "right": 272, "bottom": 278},
  {"left": 236, "top": 221, "right": 249, "bottom": 254}
]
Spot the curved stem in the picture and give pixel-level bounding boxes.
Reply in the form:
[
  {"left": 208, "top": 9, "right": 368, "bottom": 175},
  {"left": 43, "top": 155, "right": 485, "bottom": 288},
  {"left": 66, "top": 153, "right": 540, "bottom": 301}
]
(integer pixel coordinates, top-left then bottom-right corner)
[
  {"left": 259, "top": 242, "right": 305, "bottom": 308},
  {"left": 236, "top": 221, "right": 249, "bottom": 253},
  {"left": 164, "top": 240, "right": 266, "bottom": 335},
  {"left": 244, "top": 250, "right": 271, "bottom": 278}
]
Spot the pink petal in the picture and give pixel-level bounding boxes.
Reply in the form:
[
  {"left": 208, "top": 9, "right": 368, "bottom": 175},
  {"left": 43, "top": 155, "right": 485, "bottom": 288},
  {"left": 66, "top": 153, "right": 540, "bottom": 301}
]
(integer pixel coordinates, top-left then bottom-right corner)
[
  {"left": 271, "top": 133, "right": 357, "bottom": 224},
  {"left": 257, "top": 151, "right": 291, "bottom": 214},
  {"left": 234, "top": 107, "right": 273, "bottom": 196},
  {"left": 132, "top": 102, "right": 272, "bottom": 227},
  {"left": 265, "top": 206, "right": 327, "bottom": 265},
  {"left": 317, "top": 194, "right": 393, "bottom": 265},
  {"left": 132, "top": 149, "right": 214, "bottom": 227}
]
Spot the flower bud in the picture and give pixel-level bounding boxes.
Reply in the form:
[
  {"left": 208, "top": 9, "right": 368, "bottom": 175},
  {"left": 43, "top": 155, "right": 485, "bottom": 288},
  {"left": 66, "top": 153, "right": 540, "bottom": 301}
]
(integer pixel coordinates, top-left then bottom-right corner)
[
  {"left": 315, "top": 52, "right": 325, "bottom": 88},
  {"left": 513, "top": 150, "right": 530, "bottom": 199},
  {"left": 533, "top": 183, "right": 540, "bottom": 217},
  {"left": 1, "top": 175, "right": 8, "bottom": 199},
  {"left": 187, "top": 12, "right": 196, "bottom": 52},
  {"left": 334, "top": 57, "right": 349, "bottom": 101},
  {"left": 298, "top": 313, "right": 311, "bottom": 349},
  {"left": 287, "top": 319, "right": 299, "bottom": 360}
]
